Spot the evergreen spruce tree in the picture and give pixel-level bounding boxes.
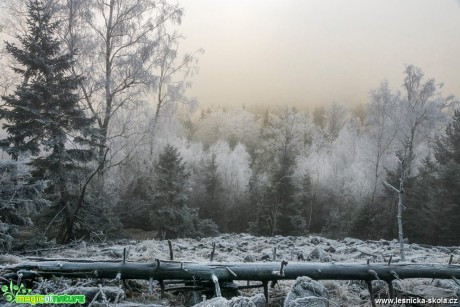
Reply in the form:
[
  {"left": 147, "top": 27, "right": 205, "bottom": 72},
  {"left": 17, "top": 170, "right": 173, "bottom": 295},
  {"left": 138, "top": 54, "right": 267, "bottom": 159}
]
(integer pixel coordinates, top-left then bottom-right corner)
[
  {"left": 0, "top": 161, "right": 48, "bottom": 251},
  {"left": 246, "top": 171, "right": 266, "bottom": 235},
  {"left": 0, "top": 0, "right": 95, "bottom": 243},
  {"left": 248, "top": 178, "right": 274, "bottom": 236},
  {"left": 151, "top": 145, "right": 190, "bottom": 238},
  {"left": 152, "top": 145, "right": 218, "bottom": 239},
  {"left": 153, "top": 145, "right": 190, "bottom": 210},
  {"left": 350, "top": 195, "right": 390, "bottom": 240},
  {"left": 297, "top": 173, "right": 314, "bottom": 232},
  {"left": 118, "top": 174, "right": 155, "bottom": 230},
  {"left": 201, "top": 153, "right": 222, "bottom": 224},
  {"left": 433, "top": 110, "right": 460, "bottom": 245},
  {"left": 404, "top": 157, "right": 438, "bottom": 244},
  {"left": 270, "top": 153, "right": 305, "bottom": 235},
  {"left": 249, "top": 107, "right": 304, "bottom": 236}
]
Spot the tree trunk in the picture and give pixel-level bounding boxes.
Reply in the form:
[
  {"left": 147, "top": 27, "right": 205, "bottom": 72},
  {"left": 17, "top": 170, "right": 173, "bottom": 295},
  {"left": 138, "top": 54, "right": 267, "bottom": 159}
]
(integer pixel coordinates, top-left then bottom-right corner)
[
  {"left": 397, "top": 178, "right": 405, "bottom": 261},
  {"left": 4, "top": 260, "right": 460, "bottom": 282},
  {"left": 397, "top": 158, "right": 406, "bottom": 262}
]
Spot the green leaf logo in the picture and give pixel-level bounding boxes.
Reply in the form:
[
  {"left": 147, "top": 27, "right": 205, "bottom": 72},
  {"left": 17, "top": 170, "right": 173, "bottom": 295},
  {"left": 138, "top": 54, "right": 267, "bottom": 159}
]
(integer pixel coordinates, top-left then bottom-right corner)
[{"left": 1, "top": 280, "right": 31, "bottom": 302}]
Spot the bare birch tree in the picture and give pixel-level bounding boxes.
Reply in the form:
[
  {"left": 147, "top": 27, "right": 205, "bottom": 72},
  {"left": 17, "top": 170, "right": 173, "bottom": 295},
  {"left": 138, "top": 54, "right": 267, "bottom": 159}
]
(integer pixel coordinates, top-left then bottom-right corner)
[
  {"left": 42, "top": 0, "right": 200, "bottom": 175},
  {"left": 384, "top": 65, "right": 452, "bottom": 261},
  {"left": 366, "top": 81, "right": 400, "bottom": 206}
]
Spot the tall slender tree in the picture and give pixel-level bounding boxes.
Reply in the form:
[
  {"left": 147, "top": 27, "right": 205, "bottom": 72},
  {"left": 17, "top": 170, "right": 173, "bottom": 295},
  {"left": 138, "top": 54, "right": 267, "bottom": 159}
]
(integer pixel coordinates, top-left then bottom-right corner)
[
  {"left": 432, "top": 110, "right": 460, "bottom": 244},
  {"left": 250, "top": 107, "right": 305, "bottom": 236},
  {"left": 0, "top": 0, "right": 96, "bottom": 243},
  {"left": 201, "top": 153, "right": 222, "bottom": 223},
  {"left": 150, "top": 144, "right": 190, "bottom": 238}
]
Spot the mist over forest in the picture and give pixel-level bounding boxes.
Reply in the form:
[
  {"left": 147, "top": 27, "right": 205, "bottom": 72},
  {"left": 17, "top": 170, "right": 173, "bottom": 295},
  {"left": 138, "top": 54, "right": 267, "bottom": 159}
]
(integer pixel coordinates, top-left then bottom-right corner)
[
  {"left": 1, "top": 2, "right": 460, "bottom": 307},
  {"left": 103, "top": 69, "right": 460, "bottom": 247},
  {"left": 0, "top": 0, "right": 459, "bottom": 254}
]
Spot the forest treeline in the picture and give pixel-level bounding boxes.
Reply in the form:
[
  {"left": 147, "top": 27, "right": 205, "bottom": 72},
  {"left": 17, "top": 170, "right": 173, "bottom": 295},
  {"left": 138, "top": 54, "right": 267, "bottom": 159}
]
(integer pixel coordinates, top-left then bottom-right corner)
[{"left": 0, "top": 1, "right": 459, "bottom": 251}]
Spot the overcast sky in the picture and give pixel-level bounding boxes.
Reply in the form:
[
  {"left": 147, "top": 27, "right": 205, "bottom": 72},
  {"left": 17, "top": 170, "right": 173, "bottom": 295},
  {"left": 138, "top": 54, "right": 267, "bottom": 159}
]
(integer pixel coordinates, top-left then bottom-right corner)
[{"left": 179, "top": 0, "right": 460, "bottom": 109}]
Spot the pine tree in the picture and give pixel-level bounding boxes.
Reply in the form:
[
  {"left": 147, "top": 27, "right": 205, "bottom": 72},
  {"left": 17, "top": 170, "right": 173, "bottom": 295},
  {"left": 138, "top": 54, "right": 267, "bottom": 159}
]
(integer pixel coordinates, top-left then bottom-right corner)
[
  {"left": 118, "top": 174, "right": 155, "bottom": 230},
  {"left": 0, "top": 161, "right": 47, "bottom": 251},
  {"left": 151, "top": 145, "right": 218, "bottom": 239},
  {"left": 0, "top": 0, "right": 95, "bottom": 243},
  {"left": 151, "top": 145, "right": 190, "bottom": 238},
  {"left": 201, "top": 153, "right": 222, "bottom": 223},
  {"left": 297, "top": 173, "right": 313, "bottom": 232},
  {"left": 432, "top": 110, "right": 460, "bottom": 245},
  {"left": 404, "top": 156, "right": 438, "bottom": 244},
  {"left": 270, "top": 153, "right": 304, "bottom": 235},
  {"left": 249, "top": 107, "right": 305, "bottom": 236},
  {"left": 153, "top": 145, "right": 190, "bottom": 209}
]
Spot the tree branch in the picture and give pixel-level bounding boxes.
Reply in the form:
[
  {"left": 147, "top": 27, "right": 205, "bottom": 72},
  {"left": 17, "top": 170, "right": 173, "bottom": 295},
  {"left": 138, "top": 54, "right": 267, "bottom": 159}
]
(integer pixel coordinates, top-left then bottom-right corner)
[{"left": 383, "top": 181, "right": 399, "bottom": 193}]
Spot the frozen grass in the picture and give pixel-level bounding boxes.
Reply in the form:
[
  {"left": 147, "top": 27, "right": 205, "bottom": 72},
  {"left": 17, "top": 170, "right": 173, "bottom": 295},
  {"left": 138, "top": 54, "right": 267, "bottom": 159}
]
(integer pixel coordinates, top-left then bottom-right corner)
[{"left": 1, "top": 234, "right": 459, "bottom": 306}]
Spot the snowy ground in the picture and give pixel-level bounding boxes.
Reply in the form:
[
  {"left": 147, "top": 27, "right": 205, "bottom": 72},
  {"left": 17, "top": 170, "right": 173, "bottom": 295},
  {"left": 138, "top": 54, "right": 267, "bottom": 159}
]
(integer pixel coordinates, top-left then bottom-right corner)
[{"left": 1, "top": 233, "right": 459, "bottom": 306}]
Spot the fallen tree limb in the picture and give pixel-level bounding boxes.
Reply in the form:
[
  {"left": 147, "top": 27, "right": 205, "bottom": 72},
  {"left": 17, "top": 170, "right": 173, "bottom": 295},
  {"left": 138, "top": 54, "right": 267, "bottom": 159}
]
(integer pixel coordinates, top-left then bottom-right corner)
[
  {"left": 3, "top": 259, "right": 460, "bottom": 282},
  {"left": 416, "top": 244, "right": 459, "bottom": 253},
  {"left": 18, "top": 244, "right": 79, "bottom": 255},
  {"left": 365, "top": 240, "right": 459, "bottom": 253}
]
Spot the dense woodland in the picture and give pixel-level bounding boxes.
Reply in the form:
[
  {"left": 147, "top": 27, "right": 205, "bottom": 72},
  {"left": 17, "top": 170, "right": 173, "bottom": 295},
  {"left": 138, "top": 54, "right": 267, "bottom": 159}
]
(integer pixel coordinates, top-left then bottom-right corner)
[{"left": 0, "top": 0, "right": 459, "bottom": 252}]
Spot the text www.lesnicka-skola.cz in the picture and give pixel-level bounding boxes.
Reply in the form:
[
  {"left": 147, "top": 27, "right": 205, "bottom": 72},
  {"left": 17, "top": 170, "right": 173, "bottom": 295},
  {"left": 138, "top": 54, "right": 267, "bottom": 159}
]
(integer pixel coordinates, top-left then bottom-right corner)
[{"left": 375, "top": 297, "right": 458, "bottom": 305}]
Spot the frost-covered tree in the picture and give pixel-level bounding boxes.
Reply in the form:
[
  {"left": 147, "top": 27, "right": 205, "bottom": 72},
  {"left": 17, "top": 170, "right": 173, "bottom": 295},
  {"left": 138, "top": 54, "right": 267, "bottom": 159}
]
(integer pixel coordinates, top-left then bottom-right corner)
[
  {"left": 151, "top": 144, "right": 190, "bottom": 238},
  {"left": 2, "top": 0, "right": 199, "bottom": 172},
  {"left": 193, "top": 107, "right": 260, "bottom": 152},
  {"left": 365, "top": 81, "right": 401, "bottom": 205},
  {"left": 398, "top": 65, "right": 449, "bottom": 172},
  {"left": 296, "top": 173, "right": 313, "bottom": 232},
  {"left": 151, "top": 144, "right": 218, "bottom": 238},
  {"left": 312, "top": 106, "right": 325, "bottom": 129},
  {"left": 350, "top": 82, "right": 400, "bottom": 238},
  {"left": 59, "top": 0, "right": 194, "bottom": 168},
  {"left": 397, "top": 111, "right": 460, "bottom": 246},
  {"left": 250, "top": 107, "right": 305, "bottom": 236},
  {"left": 382, "top": 66, "right": 451, "bottom": 256},
  {"left": 205, "top": 141, "right": 252, "bottom": 232},
  {"left": 404, "top": 156, "right": 438, "bottom": 244},
  {"left": 322, "top": 102, "right": 348, "bottom": 142},
  {"left": 431, "top": 110, "right": 460, "bottom": 244},
  {"left": 153, "top": 145, "right": 189, "bottom": 208},
  {"left": 0, "top": 161, "right": 47, "bottom": 251},
  {"left": 200, "top": 153, "right": 222, "bottom": 222},
  {"left": 295, "top": 115, "right": 370, "bottom": 237},
  {"left": 0, "top": 0, "right": 96, "bottom": 243}
]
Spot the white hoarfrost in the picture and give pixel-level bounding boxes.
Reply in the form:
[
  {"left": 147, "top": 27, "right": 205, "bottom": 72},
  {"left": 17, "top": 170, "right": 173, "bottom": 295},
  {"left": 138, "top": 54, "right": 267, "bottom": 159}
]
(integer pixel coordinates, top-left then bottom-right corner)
[{"left": 2, "top": 234, "right": 458, "bottom": 306}]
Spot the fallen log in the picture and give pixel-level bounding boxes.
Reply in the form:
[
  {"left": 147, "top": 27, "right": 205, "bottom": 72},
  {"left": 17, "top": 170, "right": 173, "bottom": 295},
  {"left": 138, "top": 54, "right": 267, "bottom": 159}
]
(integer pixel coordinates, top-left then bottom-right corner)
[
  {"left": 3, "top": 259, "right": 460, "bottom": 282},
  {"left": 3, "top": 259, "right": 460, "bottom": 307}
]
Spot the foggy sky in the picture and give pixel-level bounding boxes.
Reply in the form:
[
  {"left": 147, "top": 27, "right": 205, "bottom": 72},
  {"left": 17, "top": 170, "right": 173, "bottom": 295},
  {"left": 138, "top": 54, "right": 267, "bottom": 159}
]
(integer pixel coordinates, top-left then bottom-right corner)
[{"left": 179, "top": 0, "right": 460, "bottom": 108}]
